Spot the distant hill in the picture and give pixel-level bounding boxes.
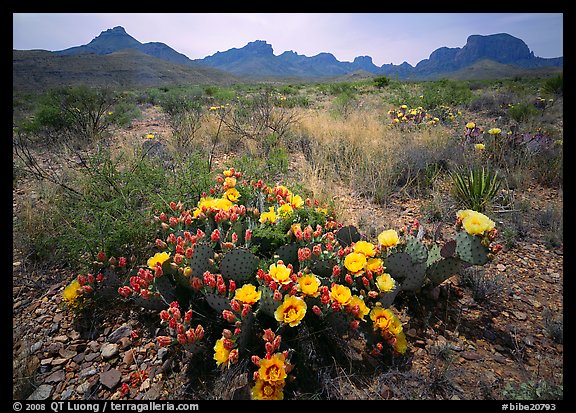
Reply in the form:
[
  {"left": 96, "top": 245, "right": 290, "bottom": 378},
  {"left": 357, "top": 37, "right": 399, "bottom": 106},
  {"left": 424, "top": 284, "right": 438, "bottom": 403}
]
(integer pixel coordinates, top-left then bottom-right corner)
[
  {"left": 13, "top": 26, "right": 563, "bottom": 90},
  {"left": 194, "top": 33, "right": 562, "bottom": 80},
  {"left": 424, "top": 58, "right": 563, "bottom": 81},
  {"left": 55, "top": 26, "right": 196, "bottom": 66},
  {"left": 12, "top": 48, "right": 239, "bottom": 92}
]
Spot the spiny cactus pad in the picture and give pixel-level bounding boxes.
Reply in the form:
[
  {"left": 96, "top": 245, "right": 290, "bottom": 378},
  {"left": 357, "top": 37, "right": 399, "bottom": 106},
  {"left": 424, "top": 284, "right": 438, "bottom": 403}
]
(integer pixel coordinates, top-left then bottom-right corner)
[
  {"left": 189, "top": 244, "right": 215, "bottom": 278},
  {"left": 455, "top": 232, "right": 490, "bottom": 265},
  {"left": 204, "top": 292, "right": 231, "bottom": 313},
  {"left": 336, "top": 225, "right": 361, "bottom": 248},
  {"left": 405, "top": 237, "right": 428, "bottom": 264},
  {"left": 426, "top": 257, "right": 468, "bottom": 286},
  {"left": 219, "top": 249, "right": 259, "bottom": 282},
  {"left": 275, "top": 243, "right": 300, "bottom": 269},
  {"left": 379, "top": 287, "right": 400, "bottom": 308},
  {"left": 258, "top": 286, "right": 280, "bottom": 318},
  {"left": 384, "top": 252, "right": 413, "bottom": 283}
]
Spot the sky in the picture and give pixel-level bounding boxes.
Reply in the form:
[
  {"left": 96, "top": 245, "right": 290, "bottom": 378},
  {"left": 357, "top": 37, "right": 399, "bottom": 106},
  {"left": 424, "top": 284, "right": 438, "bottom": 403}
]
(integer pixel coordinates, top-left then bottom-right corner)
[{"left": 12, "top": 13, "right": 564, "bottom": 67}]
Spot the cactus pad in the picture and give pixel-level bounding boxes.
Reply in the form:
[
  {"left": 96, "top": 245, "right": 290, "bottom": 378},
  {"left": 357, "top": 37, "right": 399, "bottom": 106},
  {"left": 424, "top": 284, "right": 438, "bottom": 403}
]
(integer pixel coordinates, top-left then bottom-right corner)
[
  {"left": 455, "top": 232, "right": 490, "bottom": 265},
  {"left": 336, "top": 225, "right": 361, "bottom": 247},
  {"left": 204, "top": 292, "right": 231, "bottom": 313},
  {"left": 275, "top": 243, "right": 300, "bottom": 269},
  {"left": 384, "top": 252, "right": 412, "bottom": 282},
  {"left": 219, "top": 248, "right": 259, "bottom": 282},
  {"left": 405, "top": 237, "right": 428, "bottom": 264},
  {"left": 258, "top": 286, "right": 280, "bottom": 318},
  {"left": 379, "top": 287, "right": 400, "bottom": 308},
  {"left": 440, "top": 239, "right": 457, "bottom": 258},
  {"left": 426, "top": 257, "right": 468, "bottom": 286},
  {"left": 189, "top": 244, "right": 215, "bottom": 278}
]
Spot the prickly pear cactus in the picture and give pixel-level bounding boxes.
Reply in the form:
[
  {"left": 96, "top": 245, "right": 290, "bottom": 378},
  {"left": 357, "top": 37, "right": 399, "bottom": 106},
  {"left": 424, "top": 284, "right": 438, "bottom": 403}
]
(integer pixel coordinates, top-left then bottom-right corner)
[
  {"left": 425, "top": 244, "right": 469, "bottom": 286},
  {"left": 182, "top": 341, "right": 203, "bottom": 355},
  {"left": 258, "top": 286, "right": 280, "bottom": 318},
  {"left": 189, "top": 244, "right": 215, "bottom": 278},
  {"left": 384, "top": 252, "right": 412, "bottom": 284},
  {"left": 275, "top": 243, "right": 300, "bottom": 269},
  {"left": 379, "top": 287, "right": 400, "bottom": 308},
  {"left": 454, "top": 232, "right": 490, "bottom": 266},
  {"left": 336, "top": 225, "right": 361, "bottom": 247},
  {"left": 204, "top": 292, "right": 231, "bottom": 313},
  {"left": 219, "top": 248, "right": 259, "bottom": 282}
]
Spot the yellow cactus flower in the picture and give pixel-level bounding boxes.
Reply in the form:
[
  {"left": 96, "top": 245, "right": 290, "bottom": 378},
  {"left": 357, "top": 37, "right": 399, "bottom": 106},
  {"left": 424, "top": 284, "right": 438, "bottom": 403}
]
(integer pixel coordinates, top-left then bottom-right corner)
[
  {"left": 233, "top": 284, "right": 261, "bottom": 305},
  {"left": 277, "top": 203, "right": 294, "bottom": 219},
  {"left": 258, "top": 353, "right": 287, "bottom": 383},
  {"left": 366, "top": 257, "right": 384, "bottom": 273},
  {"left": 457, "top": 209, "right": 495, "bottom": 235},
  {"left": 348, "top": 295, "right": 370, "bottom": 320},
  {"left": 147, "top": 252, "right": 171, "bottom": 269},
  {"left": 353, "top": 240, "right": 376, "bottom": 257},
  {"left": 62, "top": 279, "right": 82, "bottom": 304},
  {"left": 297, "top": 274, "right": 321, "bottom": 297},
  {"left": 329, "top": 284, "right": 352, "bottom": 306},
  {"left": 213, "top": 338, "right": 231, "bottom": 367},
  {"left": 274, "top": 295, "right": 307, "bottom": 327},
  {"left": 488, "top": 128, "right": 502, "bottom": 135},
  {"left": 378, "top": 229, "right": 399, "bottom": 248},
  {"left": 344, "top": 252, "right": 367, "bottom": 274},
  {"left": 269, "top": 262, "right": 292, "bottom": 285},
  {"left": 370, "top": 307, "right": 395, "bottom": 331},
  {"left": 259, "top": 206, "right": 278, "bottom": 224},
  {"left": 475, "top": 143, "right": 485, "bottom": 151},
  {"left": 375, "top": 273, "right": 396, "bottom": 293},
  {"left": 466, "top": 122, "right": 476, "bottom": 129},
  {"left": 224, "top": 188, "right": 240, "bottom": 203},
  {"left": 251, "top": 379, "right": 284, "bottom": 400}
]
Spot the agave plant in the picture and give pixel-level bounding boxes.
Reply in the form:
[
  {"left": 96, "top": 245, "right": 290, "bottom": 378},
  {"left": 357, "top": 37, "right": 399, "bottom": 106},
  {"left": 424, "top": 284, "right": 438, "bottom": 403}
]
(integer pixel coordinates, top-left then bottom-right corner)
[{"left": 450, "top": 164, "right": 501, "bottom": 212}]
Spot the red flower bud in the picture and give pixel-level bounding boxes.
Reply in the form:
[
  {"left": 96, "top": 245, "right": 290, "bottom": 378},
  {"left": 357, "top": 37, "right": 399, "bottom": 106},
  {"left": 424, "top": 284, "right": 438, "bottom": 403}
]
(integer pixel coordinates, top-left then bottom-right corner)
[{"left": 97, "top": 251, "right": 106, "bottom": 262}]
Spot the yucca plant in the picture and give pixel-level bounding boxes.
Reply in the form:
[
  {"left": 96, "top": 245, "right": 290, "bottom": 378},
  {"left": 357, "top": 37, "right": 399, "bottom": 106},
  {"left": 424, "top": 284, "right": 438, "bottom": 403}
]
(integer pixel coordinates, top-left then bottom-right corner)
[{"left": 450, "top": 165, "right": 501, "bottom": 212}]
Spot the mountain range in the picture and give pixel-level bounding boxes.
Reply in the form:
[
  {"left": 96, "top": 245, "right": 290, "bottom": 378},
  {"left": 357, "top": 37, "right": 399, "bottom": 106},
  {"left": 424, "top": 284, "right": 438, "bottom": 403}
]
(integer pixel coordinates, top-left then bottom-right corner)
[{"left": 13, "top": 26, "right": 563, "bottom": 91}]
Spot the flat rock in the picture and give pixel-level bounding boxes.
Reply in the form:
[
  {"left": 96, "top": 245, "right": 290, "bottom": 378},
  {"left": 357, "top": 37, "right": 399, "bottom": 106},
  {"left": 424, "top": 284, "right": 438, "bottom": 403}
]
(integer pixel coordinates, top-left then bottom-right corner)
[
  {"left": 108, "top": 324, "right": 133, "bottom": 343},
  {"left": 101, "top": 343, "right": 119, "bottom": 359},
  {"left": 460, "top": 351, "right": 483, "bottom": 361},
  {"left": 45, "top": 369, "right": 66, "bottom": 383},
  {"left": 27, "top": 384, "right": 53, "bottom": 400},
  {"left": 99, "top": 368, "right": 121, "bottom": 389}
]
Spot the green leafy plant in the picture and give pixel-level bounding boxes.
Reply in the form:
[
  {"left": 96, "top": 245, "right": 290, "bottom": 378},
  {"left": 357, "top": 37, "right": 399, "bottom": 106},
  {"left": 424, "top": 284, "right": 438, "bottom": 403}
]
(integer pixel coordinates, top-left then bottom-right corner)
[{"left": 450, "top": 165, "right": 501, "bottom": 212}]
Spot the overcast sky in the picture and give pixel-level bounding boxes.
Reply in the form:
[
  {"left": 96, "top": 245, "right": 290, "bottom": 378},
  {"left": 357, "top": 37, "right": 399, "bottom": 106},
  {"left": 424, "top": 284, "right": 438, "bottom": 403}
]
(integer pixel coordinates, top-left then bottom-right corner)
[{"left": 12, "top": 13, "right": 563, "bottom": 67}]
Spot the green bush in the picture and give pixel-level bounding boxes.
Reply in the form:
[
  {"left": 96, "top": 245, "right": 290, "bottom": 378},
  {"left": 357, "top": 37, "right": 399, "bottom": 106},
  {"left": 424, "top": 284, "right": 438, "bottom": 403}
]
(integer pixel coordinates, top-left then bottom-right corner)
[{"left": 507, "top": 102, "right": 538, "bottom": 123}]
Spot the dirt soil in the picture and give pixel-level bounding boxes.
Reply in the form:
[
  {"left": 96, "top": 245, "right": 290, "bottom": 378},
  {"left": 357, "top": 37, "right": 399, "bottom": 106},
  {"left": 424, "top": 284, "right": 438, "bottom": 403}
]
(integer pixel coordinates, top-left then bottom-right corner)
[{"left": 13, "top": 106, "right": 563, "bottom": 401}]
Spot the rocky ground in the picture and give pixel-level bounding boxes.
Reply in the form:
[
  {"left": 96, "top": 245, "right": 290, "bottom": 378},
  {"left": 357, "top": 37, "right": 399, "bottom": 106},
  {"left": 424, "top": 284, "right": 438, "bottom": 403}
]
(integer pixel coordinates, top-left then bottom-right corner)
[{"left": 13, "top": 107, "right": 564, "bottom": 401}]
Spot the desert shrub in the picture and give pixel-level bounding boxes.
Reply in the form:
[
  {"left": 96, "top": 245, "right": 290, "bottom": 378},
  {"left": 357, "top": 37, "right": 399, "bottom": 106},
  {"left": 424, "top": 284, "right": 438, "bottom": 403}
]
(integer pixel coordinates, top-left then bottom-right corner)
[
  {"left": 421, "top": 79, "right": 473, "bottom": 110},
  {"left": 158, "top": 89, "right": 205, "bottom": 151},
  {"left": 507, "top": 102, "right": 539, "bottom": 123},
  {"left": 542, "top": 74, "right": 563, "bottom": 97},
  {"left": 15, "top": 146, "right": 175, "bottom": 268},
  {"left": 374, "top": 76, "right": 391, "bottom": 89}
]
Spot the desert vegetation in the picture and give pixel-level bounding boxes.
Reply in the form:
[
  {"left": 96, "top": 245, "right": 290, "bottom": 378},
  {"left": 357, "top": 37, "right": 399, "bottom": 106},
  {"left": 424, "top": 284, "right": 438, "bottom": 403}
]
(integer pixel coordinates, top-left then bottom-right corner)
[{"left": 13, "top": 74, "right": 563, "bottom": 400}]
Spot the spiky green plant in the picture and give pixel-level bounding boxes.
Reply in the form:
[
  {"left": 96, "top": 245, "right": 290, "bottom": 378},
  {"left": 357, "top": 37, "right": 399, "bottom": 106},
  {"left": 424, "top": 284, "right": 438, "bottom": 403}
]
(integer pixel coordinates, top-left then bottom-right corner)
[{"left": 450, "top": 165, "right": 501, "bottom": 212}]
